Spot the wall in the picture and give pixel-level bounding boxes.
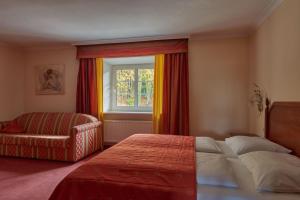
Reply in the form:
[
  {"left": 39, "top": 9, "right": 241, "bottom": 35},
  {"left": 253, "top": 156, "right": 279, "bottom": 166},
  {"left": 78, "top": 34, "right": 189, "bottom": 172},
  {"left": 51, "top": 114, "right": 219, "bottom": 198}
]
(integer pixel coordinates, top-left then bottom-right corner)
[
  {"left": 104, "top": 120, "right": 152, "bottom": 143},
  {"left": 22, "top": 38, "right": 251, "bottom": 140},
  {"left": 249, "top": 0, "right": 300, "bottom": 136},
  {"left": 0, "top": 45, "right": 25, "bottom": 120},
  {"left": 3, "top": 1, "right": 298, "bottom": 141},
  {"left": 23, "top": 46, "right": 155, "bottom": 143},
  {"left": 189, "top": 36, "right": 250, "bottom": 139},
  {"left": 24, "top": 46, "right": 78, "bottom": 113}
]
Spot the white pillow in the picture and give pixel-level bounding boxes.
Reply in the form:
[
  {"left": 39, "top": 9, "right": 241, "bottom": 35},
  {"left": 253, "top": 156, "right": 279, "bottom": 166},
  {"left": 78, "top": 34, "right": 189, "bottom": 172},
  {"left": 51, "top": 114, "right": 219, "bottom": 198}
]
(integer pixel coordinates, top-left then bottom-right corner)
[
  {"left": 196, "top": 152, "right": 238, "bottom": 188},
  {"left": 239, "top": 151, "right": 300, "bottom": 193},
  {"left": 225, "top": 136, "right": 291, "bottom": 155},
  {"left": 195, "top": 137, "right": 222, "bottom": 153}
]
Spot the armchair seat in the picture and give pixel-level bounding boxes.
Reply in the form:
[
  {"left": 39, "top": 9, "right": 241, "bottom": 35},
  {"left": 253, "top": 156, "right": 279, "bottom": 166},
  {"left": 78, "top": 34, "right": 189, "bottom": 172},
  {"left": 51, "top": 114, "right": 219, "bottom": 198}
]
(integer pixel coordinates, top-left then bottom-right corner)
[{"left": 0, "top": 134, "right": 70, "bottom": 148}]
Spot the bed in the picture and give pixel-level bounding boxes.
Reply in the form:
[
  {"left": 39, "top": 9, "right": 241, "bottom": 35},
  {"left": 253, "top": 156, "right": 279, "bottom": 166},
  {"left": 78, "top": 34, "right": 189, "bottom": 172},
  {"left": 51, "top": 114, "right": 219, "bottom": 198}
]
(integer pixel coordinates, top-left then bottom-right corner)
[
  {"left": 49, "top": 134, "right": 196, "bottom": 200},
  {"left": 50, "top": 101, "right": 300, "bottom": 200},
  {"left": 195, "top": 100, "right": 300, "bottom": 200}
]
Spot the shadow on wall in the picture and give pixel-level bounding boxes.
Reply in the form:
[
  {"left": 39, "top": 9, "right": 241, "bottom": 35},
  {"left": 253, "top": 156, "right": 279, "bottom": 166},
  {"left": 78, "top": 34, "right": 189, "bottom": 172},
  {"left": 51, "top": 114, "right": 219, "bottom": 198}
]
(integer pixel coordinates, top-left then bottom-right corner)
[
  {"left": 196, "top": 131, "right": 230, "bottom": 140},
  {"left": 196, "top": 129, "right": 256, "bottom": 140}
]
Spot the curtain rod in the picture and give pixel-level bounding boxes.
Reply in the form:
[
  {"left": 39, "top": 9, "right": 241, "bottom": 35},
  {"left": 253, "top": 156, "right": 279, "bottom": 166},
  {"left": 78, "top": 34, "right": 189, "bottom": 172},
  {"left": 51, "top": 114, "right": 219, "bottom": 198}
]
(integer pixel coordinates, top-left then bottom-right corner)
[{"left": 72, "top": 34, "right": 190, "bottom": 46}]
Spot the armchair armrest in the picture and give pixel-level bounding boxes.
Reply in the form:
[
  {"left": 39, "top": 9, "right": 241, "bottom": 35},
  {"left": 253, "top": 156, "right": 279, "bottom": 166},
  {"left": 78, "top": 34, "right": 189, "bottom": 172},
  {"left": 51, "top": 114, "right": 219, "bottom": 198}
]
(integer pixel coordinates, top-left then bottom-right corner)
[
  {"left": 70, "top": 121, "right": 103, "bottom": 161},
  {"left": 72, "top": 121, "right": 102, "bottom": 134}
]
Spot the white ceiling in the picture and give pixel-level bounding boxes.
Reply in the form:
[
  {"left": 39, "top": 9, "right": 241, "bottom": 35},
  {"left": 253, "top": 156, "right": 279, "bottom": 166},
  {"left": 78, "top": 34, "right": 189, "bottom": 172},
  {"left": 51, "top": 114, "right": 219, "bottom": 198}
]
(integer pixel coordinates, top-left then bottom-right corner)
[
  {"left": 0, "top": 0, "right": 280, "bottom": 46},
  {"left": 104, "top": 56, "right": 154, "bottom": 65}
]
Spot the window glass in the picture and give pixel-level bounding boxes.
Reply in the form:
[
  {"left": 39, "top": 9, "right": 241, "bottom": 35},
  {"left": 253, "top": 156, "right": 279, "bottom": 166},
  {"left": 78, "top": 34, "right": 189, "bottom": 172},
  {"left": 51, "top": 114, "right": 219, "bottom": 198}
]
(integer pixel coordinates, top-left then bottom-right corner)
[
  {"left": 115, "top": 69, "right": 135, "bottom": 107},
  {"left": 111, "top": 64, "right": 154, "bottom": 112},
  {"left": 138, "top": 68, "right": 154, "bottom": 107}
]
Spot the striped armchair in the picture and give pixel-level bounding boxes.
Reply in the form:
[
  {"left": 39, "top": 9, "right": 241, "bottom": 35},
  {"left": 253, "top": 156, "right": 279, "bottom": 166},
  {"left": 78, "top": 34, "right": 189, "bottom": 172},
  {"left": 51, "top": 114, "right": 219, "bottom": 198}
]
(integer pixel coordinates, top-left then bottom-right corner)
[{"left": 0, "top": 112, "right": 103, "bottom": 162}]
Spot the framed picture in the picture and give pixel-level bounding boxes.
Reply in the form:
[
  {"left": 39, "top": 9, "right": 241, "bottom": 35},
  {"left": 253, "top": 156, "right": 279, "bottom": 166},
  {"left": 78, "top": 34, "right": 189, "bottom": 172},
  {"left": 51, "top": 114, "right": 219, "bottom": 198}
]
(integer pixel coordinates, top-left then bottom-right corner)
[{"left": 35, "top": 64, "right": 65, "bottom": 95}]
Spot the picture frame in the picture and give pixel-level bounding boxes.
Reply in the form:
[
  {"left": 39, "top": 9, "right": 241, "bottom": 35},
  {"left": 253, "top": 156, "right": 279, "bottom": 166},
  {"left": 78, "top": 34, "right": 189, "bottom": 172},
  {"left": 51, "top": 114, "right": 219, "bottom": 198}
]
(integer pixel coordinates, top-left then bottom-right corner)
[{"left": 35, "top": 64, "right": 65, "bottom": 95}]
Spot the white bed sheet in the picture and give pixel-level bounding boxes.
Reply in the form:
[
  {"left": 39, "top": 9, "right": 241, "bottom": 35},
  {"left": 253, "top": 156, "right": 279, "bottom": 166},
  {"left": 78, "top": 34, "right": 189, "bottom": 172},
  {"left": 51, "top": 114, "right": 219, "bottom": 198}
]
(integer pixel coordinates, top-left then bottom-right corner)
[{"left": 196, "top": 154, "right": 300, "bottom": 200}]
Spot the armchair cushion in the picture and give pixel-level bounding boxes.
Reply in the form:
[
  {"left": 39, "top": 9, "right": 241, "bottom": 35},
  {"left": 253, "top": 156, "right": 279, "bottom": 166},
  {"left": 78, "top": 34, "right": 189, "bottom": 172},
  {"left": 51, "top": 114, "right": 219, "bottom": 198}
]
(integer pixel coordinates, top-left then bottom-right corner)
[
  {"left": 0, "top": 121, "right": 25, "bottom": 134},
  {"left": 0, "top": 121, "right": 9, "bottom": 130}
]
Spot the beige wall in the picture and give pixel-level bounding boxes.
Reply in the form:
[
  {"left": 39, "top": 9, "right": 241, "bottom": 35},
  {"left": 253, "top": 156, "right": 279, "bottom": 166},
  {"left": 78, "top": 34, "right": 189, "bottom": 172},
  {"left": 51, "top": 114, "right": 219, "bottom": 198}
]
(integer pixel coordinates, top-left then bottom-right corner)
[
  {"left": 249, "top": 0, "right": 300, "bottom": 136},
  {"left": 21, "top": 38, "right": 251, "bottom": 140},
  {"left": 0, "top": 45, "right": 25, "bottom": 121},
  {"left": 2, "top": 0, "right": 299, "bottom": 141},
  {"left": 24, "top": 46, "right": 78, "bottom": 113},
  {"left": 189, "top": 36, "right": 250, "bottom": 139}
]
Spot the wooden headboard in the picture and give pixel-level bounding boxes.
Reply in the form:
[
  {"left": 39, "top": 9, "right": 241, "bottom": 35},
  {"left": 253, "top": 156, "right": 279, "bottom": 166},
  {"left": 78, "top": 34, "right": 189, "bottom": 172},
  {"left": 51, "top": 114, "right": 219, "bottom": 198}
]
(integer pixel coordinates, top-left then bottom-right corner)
[{"left": 265, "top": 99, "right": 300, "bottom": 157}]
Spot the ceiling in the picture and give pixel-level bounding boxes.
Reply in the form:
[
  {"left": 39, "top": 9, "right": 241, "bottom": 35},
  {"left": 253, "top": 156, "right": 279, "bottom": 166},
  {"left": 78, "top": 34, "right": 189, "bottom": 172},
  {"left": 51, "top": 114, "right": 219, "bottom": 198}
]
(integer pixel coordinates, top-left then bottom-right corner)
[{"left": 0, "top": 0, "right": 280, "bottom": 46}]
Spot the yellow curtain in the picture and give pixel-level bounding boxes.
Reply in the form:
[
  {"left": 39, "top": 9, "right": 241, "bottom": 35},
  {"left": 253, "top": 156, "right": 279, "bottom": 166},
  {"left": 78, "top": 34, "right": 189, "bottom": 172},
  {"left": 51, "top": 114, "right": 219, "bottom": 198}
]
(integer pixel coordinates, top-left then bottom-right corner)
[
  {"left": 96, "top": 58, "right": 104, "bottom": 121},
  {"left": 153, "top": 54, "right": 164, "bottom": 134}
]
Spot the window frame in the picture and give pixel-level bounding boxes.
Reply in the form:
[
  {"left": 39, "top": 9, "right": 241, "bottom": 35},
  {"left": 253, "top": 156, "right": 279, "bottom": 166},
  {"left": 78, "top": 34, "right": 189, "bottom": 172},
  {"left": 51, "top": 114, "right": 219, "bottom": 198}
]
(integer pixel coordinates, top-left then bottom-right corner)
[{"left": 110, "top": 64, "right": 154, "bottom": 113}]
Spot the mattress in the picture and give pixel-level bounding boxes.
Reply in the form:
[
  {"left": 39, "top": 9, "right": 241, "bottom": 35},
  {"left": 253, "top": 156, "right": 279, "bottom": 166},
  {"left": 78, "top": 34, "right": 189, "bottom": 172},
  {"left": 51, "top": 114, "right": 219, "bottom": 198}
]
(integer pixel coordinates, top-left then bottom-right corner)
[{"left": 196, "top": 154, "right": 300, "bottom": 200}]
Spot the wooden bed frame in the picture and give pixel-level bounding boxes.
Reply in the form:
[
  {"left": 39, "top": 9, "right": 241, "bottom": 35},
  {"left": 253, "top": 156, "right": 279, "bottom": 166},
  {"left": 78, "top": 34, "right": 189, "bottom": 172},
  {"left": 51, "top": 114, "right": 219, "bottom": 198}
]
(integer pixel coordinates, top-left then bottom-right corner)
[{"left": 265, "top": 98, "right": 300, "bottom": 157}]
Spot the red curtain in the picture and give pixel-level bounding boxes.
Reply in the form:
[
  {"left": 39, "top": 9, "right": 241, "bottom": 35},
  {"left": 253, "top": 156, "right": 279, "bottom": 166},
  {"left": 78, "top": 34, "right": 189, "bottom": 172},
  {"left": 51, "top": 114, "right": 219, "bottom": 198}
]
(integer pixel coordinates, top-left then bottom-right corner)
[
  {"left": 77, "top": 39, "right": 188, "bottom": 58},
  {"left": 76, "top": 58, "right": 98, "bottom": 116},
  {"left": 162, "top": 53, "right": 189, "bottom": 136},
  {"left": 76, "top": 39, "right": 190, "bottom": 135}
]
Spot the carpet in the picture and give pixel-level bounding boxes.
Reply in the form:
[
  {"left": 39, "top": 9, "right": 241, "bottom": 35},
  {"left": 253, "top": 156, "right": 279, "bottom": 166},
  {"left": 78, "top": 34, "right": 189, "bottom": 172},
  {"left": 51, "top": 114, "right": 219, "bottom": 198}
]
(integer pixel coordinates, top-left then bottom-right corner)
[{"left": 0, "top": 153, "right": 99, "bottom": 200}]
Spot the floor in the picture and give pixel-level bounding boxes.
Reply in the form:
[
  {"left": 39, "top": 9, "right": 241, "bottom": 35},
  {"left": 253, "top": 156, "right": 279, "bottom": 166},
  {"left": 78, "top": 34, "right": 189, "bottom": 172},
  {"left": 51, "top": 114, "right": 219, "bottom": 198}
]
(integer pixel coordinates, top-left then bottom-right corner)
[{"left": 0, "top": 153, "right": 99, "bottom": 200}]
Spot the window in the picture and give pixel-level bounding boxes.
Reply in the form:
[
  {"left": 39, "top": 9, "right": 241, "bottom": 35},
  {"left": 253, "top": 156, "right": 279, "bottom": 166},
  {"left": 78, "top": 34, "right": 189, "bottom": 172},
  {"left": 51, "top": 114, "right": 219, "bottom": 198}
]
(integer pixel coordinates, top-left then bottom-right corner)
[{"left": 111, "top": 64, "right": 154, "bottom": 112}]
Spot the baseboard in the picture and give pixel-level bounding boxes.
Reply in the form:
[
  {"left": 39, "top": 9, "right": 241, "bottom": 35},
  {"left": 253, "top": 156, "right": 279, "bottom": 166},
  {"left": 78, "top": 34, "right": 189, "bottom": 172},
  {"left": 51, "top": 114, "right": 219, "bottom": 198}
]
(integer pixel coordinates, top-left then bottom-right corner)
[{"left": 104, "top": 141, "right": 118, "bottom": 149}]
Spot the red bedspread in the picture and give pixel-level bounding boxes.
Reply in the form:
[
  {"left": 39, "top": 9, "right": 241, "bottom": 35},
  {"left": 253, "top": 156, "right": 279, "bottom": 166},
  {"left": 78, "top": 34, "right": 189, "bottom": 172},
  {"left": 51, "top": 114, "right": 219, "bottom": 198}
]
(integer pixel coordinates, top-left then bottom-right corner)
[{"left": 49, "top": 134, "right": 196, "bottom": 200}]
